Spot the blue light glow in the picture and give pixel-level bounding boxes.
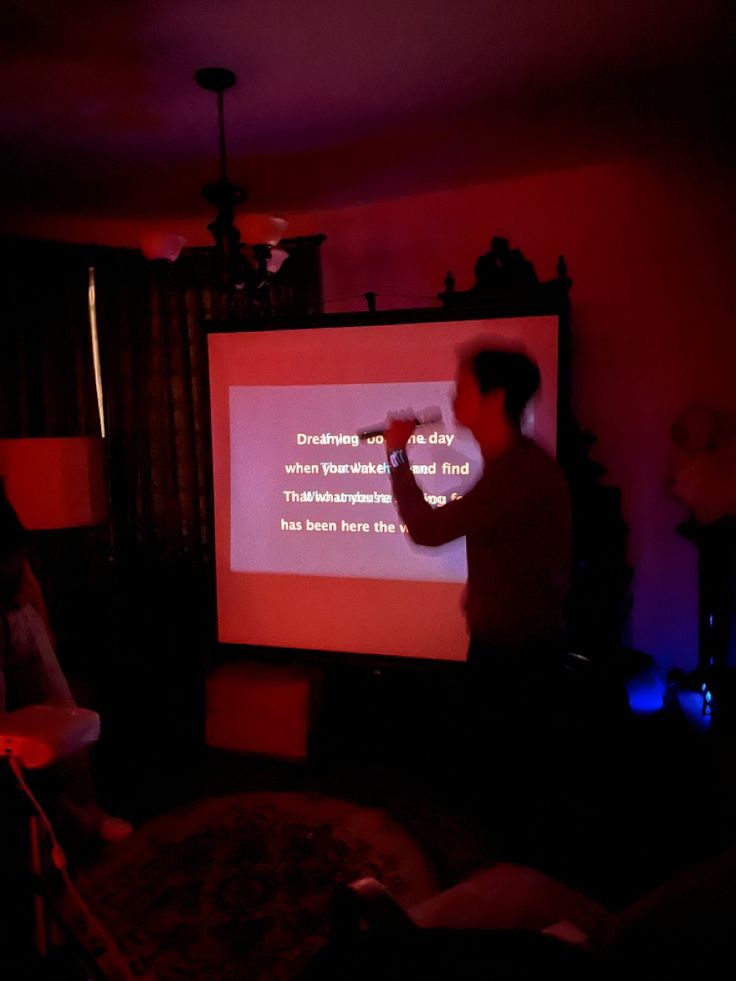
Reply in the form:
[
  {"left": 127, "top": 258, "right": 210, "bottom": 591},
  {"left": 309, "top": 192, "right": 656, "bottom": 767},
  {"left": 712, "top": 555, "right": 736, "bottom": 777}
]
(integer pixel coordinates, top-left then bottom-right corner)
[
  {"left": 675, "top": 690, "right": 712, "bottom": 730},
  {"left": 625, "top": 671, "right": 666, "bottom": 715}
]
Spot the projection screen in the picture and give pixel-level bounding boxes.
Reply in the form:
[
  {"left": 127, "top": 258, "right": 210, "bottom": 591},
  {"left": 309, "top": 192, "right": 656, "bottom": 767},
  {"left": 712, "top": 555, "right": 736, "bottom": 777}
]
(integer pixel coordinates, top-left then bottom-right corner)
[{"left": 209, "top": 315, "right": 559, "bottom": 661}]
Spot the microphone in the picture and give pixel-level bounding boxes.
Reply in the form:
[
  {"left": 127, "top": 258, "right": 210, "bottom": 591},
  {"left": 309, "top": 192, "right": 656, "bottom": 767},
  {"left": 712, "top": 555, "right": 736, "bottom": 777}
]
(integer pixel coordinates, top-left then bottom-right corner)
[{"left": 357, "top": 408, "right": 443, "bottom": 441}]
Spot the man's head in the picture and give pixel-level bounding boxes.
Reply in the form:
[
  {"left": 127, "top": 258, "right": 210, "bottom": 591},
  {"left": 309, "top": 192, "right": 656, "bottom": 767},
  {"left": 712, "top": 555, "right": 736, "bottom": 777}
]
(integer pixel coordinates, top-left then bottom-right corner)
[
  {"left": 0, "top": 492, "right": 27, "bottom": 606},
  {"left": 453, "top": 347, "right": 541, "bottom": 438}
]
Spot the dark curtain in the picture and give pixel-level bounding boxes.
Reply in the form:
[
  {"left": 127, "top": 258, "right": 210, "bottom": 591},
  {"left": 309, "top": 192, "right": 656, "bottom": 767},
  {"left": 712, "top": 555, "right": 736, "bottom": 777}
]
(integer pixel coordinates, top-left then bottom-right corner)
[
  {"left": 86, "top": 249, "right": 218, "bottom": 779},
  {"left": 0, "top": 236, "right": 100, "bottom": 439},
  {"left": 90, "top": 239, "right": 325, "bottom": 791},
  {"left": 93, "top": 250, "right": 214, "bottom": 565},
  {"left": 93, "top": 235, "right": 326, "bottom": 565}
]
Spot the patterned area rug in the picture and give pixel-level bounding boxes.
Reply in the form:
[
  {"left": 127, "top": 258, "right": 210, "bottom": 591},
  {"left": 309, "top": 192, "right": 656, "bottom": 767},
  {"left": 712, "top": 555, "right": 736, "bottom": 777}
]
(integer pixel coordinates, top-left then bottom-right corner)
[{"left": 75, "top": 792, "right": 438, "bottom": 980}]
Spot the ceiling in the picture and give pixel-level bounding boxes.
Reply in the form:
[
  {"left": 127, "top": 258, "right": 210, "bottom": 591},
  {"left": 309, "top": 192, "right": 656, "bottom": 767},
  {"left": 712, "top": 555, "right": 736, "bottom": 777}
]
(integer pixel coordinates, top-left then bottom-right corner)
[{"left": 0, "top": 0, "right": 729, "bottom": 228}]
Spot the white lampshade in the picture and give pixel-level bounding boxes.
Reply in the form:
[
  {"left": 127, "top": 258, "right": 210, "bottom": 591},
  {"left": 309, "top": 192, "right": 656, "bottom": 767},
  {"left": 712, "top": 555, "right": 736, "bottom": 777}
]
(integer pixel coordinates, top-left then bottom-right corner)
[
  {"left": 140, "top": 232, "right": 187, "bottom": 262},
  {"left": 237, "top": 214, "right": 288, "bottom": 247},
  {"left": 267, "top": 248, "right": 290, "bottom": 274}
]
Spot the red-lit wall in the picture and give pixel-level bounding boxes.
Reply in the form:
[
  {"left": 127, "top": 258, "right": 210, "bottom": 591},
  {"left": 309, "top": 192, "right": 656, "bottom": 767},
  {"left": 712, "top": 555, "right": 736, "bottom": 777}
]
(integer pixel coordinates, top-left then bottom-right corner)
[
  {"left": 20, "top": 153, "right": 734, "bottom": 671},
  {"left": 283, "top": 156, "right": 735, "bottom": 673}
]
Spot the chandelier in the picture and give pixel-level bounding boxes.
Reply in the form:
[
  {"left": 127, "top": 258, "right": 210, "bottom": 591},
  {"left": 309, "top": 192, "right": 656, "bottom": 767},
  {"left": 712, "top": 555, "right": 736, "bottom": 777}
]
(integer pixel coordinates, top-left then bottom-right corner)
[{"left": 195, "top": 67, "right": 288, "bottom": 298}]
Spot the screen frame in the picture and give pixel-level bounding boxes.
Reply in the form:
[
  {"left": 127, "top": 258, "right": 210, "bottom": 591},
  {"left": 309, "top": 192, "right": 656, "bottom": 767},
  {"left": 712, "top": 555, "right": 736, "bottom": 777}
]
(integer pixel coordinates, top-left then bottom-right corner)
[{"left": 205, "top": 295, "right": 571, "bottom": 671}]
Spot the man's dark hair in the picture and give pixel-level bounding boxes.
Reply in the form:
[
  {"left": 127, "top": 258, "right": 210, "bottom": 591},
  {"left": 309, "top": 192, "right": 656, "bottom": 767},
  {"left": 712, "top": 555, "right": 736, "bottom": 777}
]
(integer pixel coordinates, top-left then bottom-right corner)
[
  {"left": 0, "top": 490, "right": 27, "bottom": 557},
  {"left": 468, "top": 348, "right": 541, "bottom": 426}
]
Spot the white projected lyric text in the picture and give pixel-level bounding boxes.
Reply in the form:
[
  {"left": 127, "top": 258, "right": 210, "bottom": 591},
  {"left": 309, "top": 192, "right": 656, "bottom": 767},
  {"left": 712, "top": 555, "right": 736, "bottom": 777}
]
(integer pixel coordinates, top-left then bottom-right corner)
[
  {"left": 281, "top": 429, "right": 470, "bottom": 537},
  {"left": 229, "top": 381, "right": 481, "bottom": 583},
  {"left": 271, "top": 427, "right": 479, "bottom": 583}
]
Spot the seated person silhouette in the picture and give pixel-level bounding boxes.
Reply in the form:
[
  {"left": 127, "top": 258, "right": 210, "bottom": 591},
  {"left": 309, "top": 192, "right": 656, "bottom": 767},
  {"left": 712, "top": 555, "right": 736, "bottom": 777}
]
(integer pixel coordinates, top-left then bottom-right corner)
[{"left": 0, "top": 492, "right": 132, "bottom": 842}]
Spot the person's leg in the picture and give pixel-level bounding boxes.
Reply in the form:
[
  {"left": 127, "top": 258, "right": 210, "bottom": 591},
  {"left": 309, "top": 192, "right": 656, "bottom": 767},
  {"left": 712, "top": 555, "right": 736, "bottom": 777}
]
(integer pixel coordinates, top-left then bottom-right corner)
[
  {"left": 465, "top": 640, "right": 568, "bottom": 857},
  {"left": 463, "top": 652, "right": 526, "bottom": 839},
  {"left": 53, "top": 750, "right": 133, "bottom": 842}
]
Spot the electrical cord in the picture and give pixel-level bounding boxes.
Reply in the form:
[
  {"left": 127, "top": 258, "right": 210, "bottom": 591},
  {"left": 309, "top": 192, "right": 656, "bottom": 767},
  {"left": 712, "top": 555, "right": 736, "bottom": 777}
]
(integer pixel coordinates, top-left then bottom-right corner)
[{"left": 8, "top": 757, "right": 136, "bottom": 980}]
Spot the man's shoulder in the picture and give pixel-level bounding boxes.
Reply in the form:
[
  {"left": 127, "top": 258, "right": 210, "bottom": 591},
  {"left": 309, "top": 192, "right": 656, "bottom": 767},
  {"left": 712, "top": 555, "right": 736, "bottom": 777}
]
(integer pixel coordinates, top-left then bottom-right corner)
[
  {"left": 517, "top": 437, "right": 565, "bottom": 476},
  {"left": 512, "top": 439, "right": 570, "bottom": 501},
  {"left": 476, "top": 438, "right": 567, "bottom": 504}
]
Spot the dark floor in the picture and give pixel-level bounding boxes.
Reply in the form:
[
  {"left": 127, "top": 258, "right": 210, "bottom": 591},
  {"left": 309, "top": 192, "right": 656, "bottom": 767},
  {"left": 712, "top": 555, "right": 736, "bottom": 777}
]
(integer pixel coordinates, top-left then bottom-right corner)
[
  {"left": 3, "top": 664, "right": 736, "bottom": 978},
  {"left": 91, "top": 661, "right": 736, "bottom": 910}
]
